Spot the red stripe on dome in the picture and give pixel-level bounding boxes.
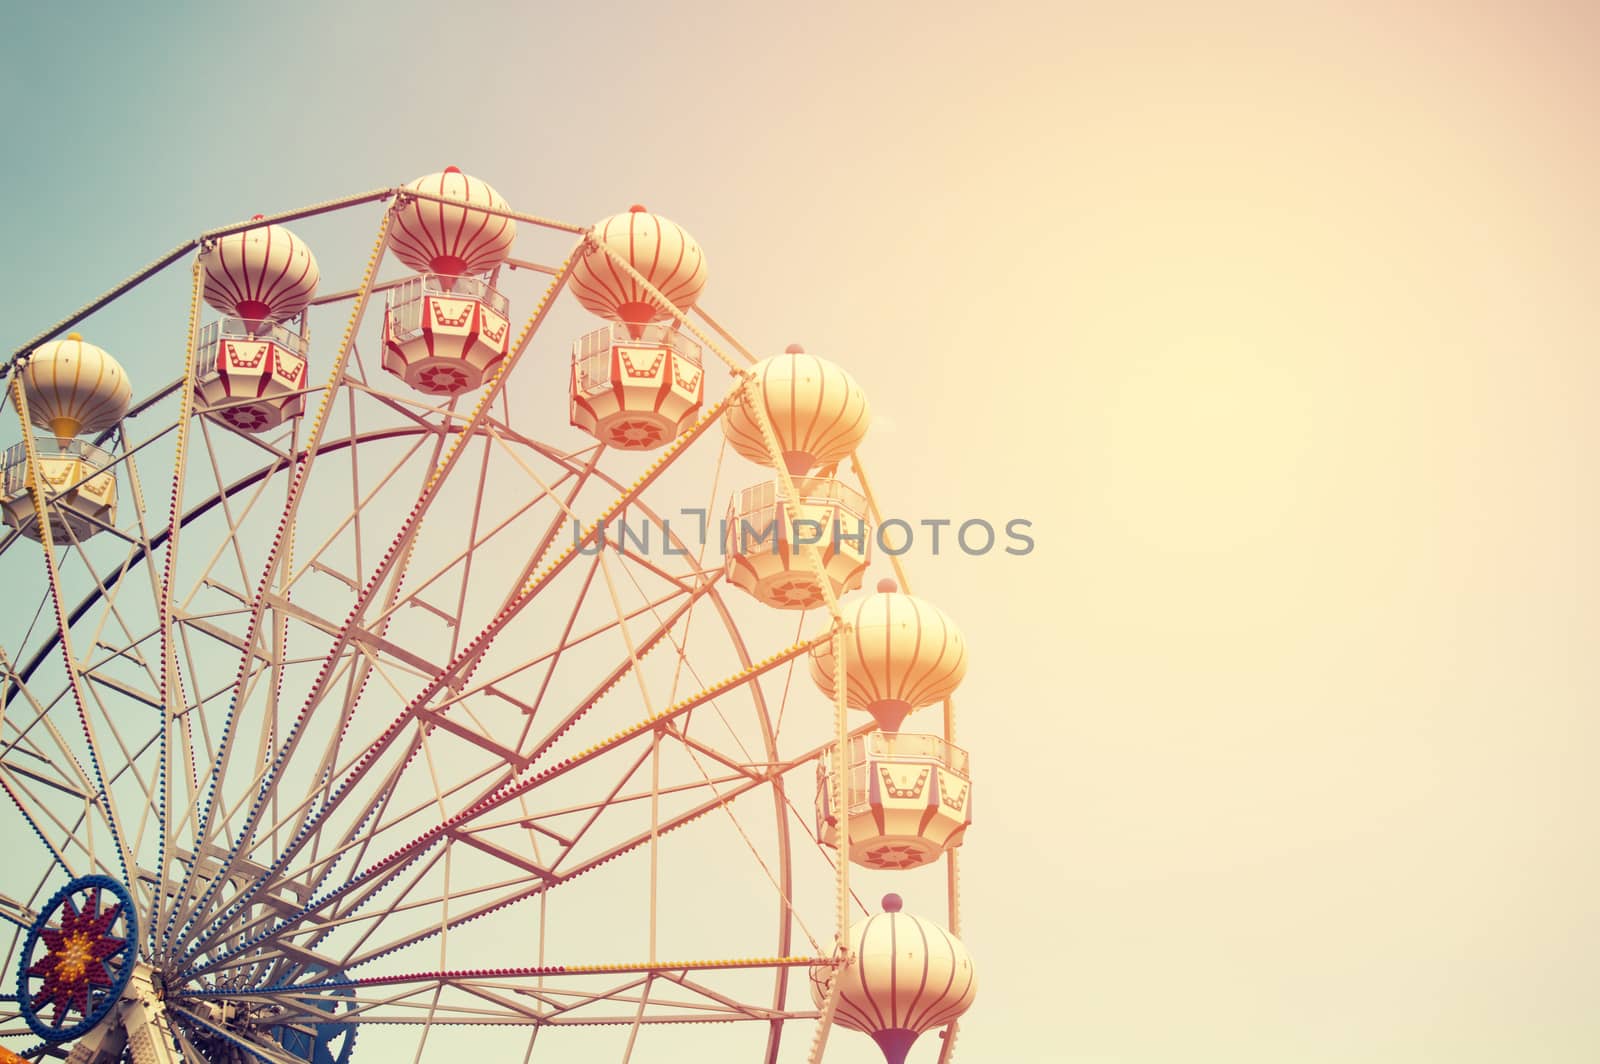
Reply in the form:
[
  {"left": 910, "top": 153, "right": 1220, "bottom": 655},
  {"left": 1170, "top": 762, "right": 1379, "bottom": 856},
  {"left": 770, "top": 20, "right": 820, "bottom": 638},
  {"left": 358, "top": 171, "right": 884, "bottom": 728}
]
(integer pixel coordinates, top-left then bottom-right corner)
[
  {"left": 645, "top": 214, "right": 665, "bottom": 297},
  {"left": 913, "top": 922, "right": 972, "bottom": 1032},
  {"left": 898, "top": 599, "right": 929, "bottom": 705},
  {"left": 656, "top": 223, "right": 686, "bottom": 304},
  {"left": 809, "top": 383, "right": 869, "bottom": 467},
  {"left": 594, "top": 214, "right": 633, "bottom": 310},
  {"left": 874, "top": 590, "right": 897, "bottom": 705},
  {"left": 609, "top": 211, "right": 639, "bottom": 308},
  {"left": 273, "top": 242, "right": 318, "bottom": 319},
  {"left": 855, "top": 914, "right": 892, "bottom": 1032},
  {"left": 900, "top": 907, "right": 935, "bottom": 1028},
  {"left": 462, "top": 186, "right": 513, "bottom": 272},
  {"left": 447, "top": 171, "right": 474, "bottom": 260},
  {"left": 432, "top": 170, "right": 451, "bottom": 269},
  {"left": 255, "top": 230, "right": 298, "bottom": 317}
]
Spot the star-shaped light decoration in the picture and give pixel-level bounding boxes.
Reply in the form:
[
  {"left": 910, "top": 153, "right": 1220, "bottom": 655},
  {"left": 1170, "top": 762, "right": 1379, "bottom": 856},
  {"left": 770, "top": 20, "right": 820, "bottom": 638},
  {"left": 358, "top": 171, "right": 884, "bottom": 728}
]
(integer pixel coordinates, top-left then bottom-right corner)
[
  {"left": 865, "top": 843, "right": 927, "bottom": 870},
  {"left": 418, "top": 365, "right": 468, "bottom": 394},
  {"left": 25, "top": 886, "right": 130, "bottom": 1028},
  {"left": 609, "top": 419, "right": 664, "bottom": 449},
  {"left": 223, "top": 406, "right": 270, "bottom": 431},
  {"left": 769, "top": 578, "right": 823, "bottom": 609}
]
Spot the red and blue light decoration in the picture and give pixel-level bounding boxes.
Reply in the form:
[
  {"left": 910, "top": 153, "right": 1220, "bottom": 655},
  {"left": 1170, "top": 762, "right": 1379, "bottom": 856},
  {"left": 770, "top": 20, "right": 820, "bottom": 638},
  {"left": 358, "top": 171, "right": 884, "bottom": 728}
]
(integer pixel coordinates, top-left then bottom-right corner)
[{"left": 16, "top": 875, "right": 136, "bottom": 1043}]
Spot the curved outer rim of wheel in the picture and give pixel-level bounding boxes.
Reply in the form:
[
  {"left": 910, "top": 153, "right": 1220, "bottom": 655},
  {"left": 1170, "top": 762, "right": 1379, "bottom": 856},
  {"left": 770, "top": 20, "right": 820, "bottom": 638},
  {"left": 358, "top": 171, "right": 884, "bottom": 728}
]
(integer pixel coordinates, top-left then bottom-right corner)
[
  {"left": 271, "top": 970, "right": 356, "bottom": 1064},
  {"left": 16, "top": 873, "right": 138, "bottom": 1044}
]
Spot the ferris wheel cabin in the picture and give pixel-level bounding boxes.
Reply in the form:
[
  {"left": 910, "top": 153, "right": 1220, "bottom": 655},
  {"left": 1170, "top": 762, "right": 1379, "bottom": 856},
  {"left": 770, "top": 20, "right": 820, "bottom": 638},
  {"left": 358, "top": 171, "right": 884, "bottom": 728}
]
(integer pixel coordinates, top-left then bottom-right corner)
[
  {"left": 380, "top": 273, "right": 512, "bottom": 395},
  {"left": 722, "top": 475, "right": 871, "bottom": 609},
  {"left": 192, "top": 317, "right": 310, "bottom": 432},
  {"left": 569, "top": 320, "right": 704, "bottom": 449},
  {"left": 194, "top": 217, "right": 321, "bottom": 435},
  {"left": 0, "top": 437, "right": 119, "bottom": 542},
  {"left": 815, "top": 730, "right": 972, "bottom": 870},
  {"left": 378, "top": 167, "right": 519, "bottom": 396},
  {"left": 808, "top": 582, "right": 975, "bottom": 870},
  {"left": 2, "top": 334, "right": 131, "bottom": 542}
]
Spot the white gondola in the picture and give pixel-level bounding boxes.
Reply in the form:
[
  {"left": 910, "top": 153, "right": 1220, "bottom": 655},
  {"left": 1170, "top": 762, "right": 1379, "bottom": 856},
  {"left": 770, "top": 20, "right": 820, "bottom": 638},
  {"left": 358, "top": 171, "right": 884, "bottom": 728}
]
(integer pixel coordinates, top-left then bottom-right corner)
[
  {"left": 0, "top": 436, "right": 118, "bottom": 541},
  {"left": 193, "top": 317, "right": 310, "bottom": 432},
  {"left": 569, "top": 320, "right": 703, "bottom": 449},
  {"left": 723, "top": 475, "right": 870, "bottom": 609},
  {"left": 381, "top": 273, "right": 511, "bottom": 395},
  {"left": 815, "top": 730, "right": 972, "bottom": 869}
]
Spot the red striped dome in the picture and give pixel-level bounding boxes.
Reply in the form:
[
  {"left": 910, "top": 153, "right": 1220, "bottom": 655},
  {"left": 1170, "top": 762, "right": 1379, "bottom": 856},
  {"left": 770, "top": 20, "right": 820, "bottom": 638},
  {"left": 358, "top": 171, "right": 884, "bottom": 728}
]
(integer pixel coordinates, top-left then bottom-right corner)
[
  {"left": 570, "top": 206, "right": 707, "bottom": 338},
  {"left": 200, "top": 219, "right": 320, "bottom": 330},
  {"left": 721, "top": 348, "right": 870, "bottom": 475},
  {"left": 809, "top": 582, "right": 967, "bottom": 732},
  {"left": 390, "top": 168, "right": 517, "bottom": 278},
  {"left": 809, "top": 896, "right": 977, "bottom": 1064}
]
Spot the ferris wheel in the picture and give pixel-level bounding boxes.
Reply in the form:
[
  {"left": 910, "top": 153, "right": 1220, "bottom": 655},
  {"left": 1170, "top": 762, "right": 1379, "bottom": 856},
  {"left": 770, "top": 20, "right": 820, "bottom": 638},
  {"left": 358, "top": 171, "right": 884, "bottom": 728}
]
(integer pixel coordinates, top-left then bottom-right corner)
[{"left": 0, "top": 171, "right": 978, "bottom": 1064}]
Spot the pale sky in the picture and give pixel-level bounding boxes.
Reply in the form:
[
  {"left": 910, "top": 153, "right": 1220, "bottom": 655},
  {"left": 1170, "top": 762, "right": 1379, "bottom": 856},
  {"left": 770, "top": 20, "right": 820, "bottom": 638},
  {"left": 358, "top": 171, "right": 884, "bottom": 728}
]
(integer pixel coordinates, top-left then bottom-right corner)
[{"left": 2, "top": 1, "right": 1595, "bottom": 1061}]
